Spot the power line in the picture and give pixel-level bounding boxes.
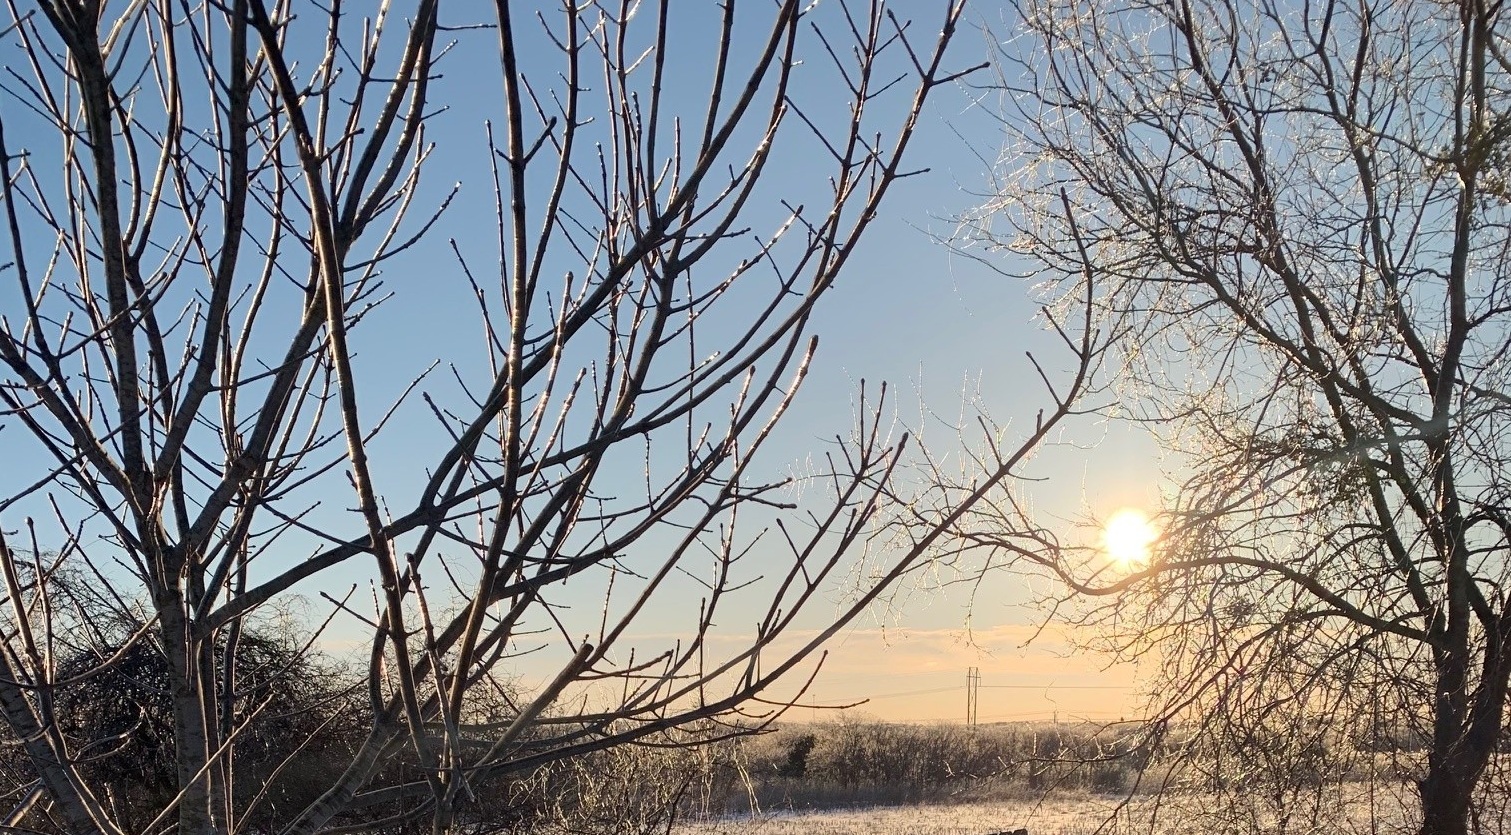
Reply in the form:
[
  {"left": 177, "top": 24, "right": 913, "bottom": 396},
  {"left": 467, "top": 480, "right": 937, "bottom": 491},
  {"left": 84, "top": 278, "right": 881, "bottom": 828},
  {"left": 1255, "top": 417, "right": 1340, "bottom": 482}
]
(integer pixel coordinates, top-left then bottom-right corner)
[
  {"left": 862, "top": 686, "right": 961, "bottom": 700},
  {"left": 980, "top": 683, "right": 1131, "bottom": 690},
  {"left": 789, "top": 685, "right": 959, "bottom": 707},
  {"left": 977, "top": 710, "right": 1128, "bottom": 722},
  {"left": 802, "top": 682, "right": 1133, "bottom": 703}
]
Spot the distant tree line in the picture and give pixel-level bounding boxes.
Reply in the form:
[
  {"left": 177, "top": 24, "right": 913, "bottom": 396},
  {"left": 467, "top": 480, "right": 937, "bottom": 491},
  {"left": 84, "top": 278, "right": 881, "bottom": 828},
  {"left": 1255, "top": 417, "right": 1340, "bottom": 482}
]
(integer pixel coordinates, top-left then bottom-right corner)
[
  {"left": 19, "top": 635, "right": 1477, "bottom": 835},
  {"left": 718, "top": 715, "right": 1452, "bottom": 817},
  {"left": 736, "top": 719, "right": 1148, "bottom": 809}
]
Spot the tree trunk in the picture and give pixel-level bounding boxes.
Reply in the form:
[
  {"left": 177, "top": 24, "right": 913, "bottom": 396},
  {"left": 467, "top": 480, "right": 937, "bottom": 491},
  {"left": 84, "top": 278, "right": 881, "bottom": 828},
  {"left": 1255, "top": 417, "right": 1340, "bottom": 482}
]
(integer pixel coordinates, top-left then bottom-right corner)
[
  {"left": 162, "top": 603, "right": 217, "bottom": 835},
  {"left": 1419, "top": 640, "right": 1511, "bottom": 835},
  {"left": 1420, "top": 768, "right": 1473, "bottom": 835}
]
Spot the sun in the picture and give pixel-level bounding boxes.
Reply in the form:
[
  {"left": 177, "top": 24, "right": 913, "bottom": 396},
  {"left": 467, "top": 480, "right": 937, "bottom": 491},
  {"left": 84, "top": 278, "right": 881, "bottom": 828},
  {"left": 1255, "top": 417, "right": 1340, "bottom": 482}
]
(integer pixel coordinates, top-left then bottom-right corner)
[{"left": 1103, "top": 508, "right": 1157, "bottom": 568}]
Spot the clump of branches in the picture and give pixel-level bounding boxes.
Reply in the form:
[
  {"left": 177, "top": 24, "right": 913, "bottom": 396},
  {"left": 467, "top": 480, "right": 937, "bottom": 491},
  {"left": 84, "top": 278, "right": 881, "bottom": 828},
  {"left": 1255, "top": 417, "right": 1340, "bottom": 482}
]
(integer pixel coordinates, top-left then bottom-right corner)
[{"left": 0, "top": 2, "right": 1100, "bottom": 834}]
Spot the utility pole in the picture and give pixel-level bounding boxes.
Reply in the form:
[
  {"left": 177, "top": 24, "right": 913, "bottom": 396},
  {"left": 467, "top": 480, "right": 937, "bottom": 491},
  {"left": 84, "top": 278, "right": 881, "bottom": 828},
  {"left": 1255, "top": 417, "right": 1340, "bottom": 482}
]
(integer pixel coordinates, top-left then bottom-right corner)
[{"left": 966, "top": 666, "right": 980, "bottom": 727}]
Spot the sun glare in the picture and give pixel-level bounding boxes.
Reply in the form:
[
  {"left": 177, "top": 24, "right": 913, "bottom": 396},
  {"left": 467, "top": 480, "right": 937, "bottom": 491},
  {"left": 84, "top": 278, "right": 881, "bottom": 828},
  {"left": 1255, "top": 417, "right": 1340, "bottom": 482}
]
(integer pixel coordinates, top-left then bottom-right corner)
[{"left": 1103, "top": 508, "right": 1157, "bottom": 568}]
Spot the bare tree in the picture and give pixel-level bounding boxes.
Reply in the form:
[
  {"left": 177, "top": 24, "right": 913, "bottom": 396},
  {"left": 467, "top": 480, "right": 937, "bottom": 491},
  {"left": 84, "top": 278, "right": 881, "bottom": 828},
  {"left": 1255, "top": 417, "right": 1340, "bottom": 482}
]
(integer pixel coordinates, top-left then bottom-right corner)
[
  {"left": 952, "top": 1, "right": 1511, "bottom": 834},
  {"left": 0, "top": 1, "right": 1102, "bottom": 833}
]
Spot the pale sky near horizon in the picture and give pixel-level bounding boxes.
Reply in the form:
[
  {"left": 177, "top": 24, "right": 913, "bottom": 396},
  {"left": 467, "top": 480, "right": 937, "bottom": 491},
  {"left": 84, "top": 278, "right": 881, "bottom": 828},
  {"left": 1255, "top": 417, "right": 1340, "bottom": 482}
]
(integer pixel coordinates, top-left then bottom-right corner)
[{"left": 0, "top": 2, "right": 1164, "bottom": 725}]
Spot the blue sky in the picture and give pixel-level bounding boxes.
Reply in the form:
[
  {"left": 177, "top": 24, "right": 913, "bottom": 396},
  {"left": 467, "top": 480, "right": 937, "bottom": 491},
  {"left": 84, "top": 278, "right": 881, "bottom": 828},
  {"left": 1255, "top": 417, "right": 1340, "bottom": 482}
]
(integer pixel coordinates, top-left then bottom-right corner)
[{"left": 0, "top": 1, "right": 1161, "bottom": 724}]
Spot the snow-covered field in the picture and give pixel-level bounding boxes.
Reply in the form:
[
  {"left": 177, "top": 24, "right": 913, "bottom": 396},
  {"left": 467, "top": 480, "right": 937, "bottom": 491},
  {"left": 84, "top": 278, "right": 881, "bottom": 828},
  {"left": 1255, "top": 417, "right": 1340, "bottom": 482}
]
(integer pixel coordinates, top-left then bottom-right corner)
[
  {"left": 673, "top": 797, "right": 1128, "bottom": 835},
  {"left": 673, "top": 785, "right": 1419, "bottom": 835}
]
